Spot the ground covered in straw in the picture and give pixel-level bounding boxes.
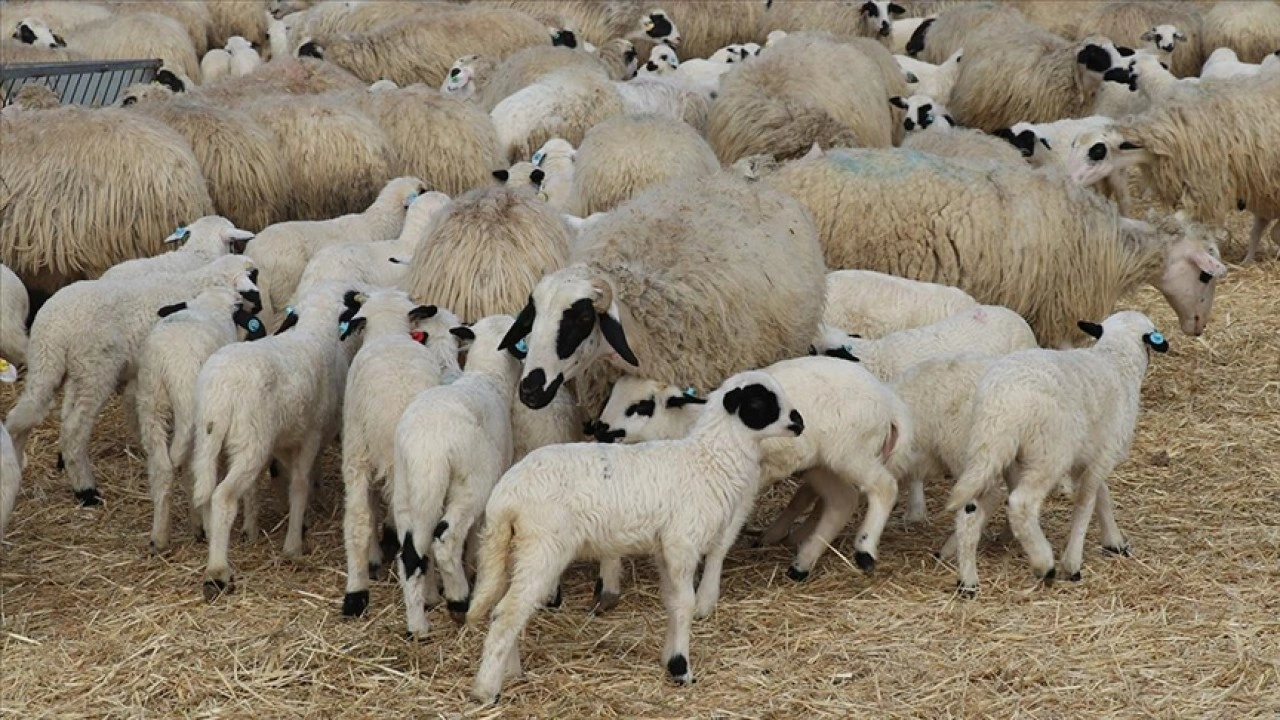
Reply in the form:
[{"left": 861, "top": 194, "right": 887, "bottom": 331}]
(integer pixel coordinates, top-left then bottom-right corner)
[{"left": 2, "top": 229, "right": 1277, "bottom": 719}]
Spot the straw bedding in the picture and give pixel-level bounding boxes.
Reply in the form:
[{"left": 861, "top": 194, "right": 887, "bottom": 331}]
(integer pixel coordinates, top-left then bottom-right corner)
[{"left": 1, "top": 214, "right": 1276, "bottom": 718}]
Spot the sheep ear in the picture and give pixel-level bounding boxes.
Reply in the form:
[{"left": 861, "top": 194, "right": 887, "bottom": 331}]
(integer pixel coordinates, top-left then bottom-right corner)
[
  {"left": 666, "top": 395, "right": 708, "bottom": 408},
  {"left": 943, "top": 114, "right": 955, "bottom": 126},
  {"left": 1143, "top": 331, "right": 1169, "bottom": 353},
  {"left": 598, "top": 303, "right": 639, "bottom": 367},
  {"left": 889, "top": 96, "right": 908, "bottom": 109},
  {"left": 408, "top": 305, "right": 438, "bottom": 322},
  {"left": 1076, "top": 44, "right": 1113, "bottom": 73},
  {"left": 722, "top": 387, "right": 743, "bottom": 414},
  {"left": 530, "top": 168, "right": 545, "bottom": 185},
  {"left": 234, "top": 310, "right": 267, "bottom": 340},
  {"left": 53, "top": 33, "right": 66, "bottom": 47},
  {"left": 498, "top": 296, "right": 535, "bottom": 350},
  {"left": 824, "top": 346, "right": 860, "bottom": 362},
  {"left": 1174, "top": 31, "right": 1186, "bottom": 41},
  {"left": 450, "top": 326, "right": 476, "bottom": 346},
  {"left": 1140, "top": 29, "right": 1156, "bottom": 41},
  {"left": 492, "top": 169, "right": 509, "bottom": 182},
  {"left": 1118, "top": 141, "right": 1143, "bottom": 150},
  {"left": 1116, "top": 45, "right": 1135, "bottom": 57},
  {"left": 1077, "top": 321, "right": 1104, "bottom": 339},
  {"left": 157, "top": 302, "right": 188, "bottom": 318},
  {"left": 1189, "top": 249, "right": 1227, "bottom": 280}
]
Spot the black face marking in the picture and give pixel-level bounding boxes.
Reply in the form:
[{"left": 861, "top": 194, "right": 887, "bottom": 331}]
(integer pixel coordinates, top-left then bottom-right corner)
[
  {"left": 823, "top": 346, "right": 860, "bottom": 362},
  {"left": 1088, "top": 143, "right": 1107, "bottom": 162},
  {"left": 519, "top": 367, "right": 564, "bottom": 409},
  {"left": 645, "top": 12, "right": 673, "bottom": 39},
  {"left": 995, "top": 129, "right": 1038, "bottom": 158},
  {"left": 667, "top": 654, "right": 688, "bottom": 678},
  {"left": 1077, "top": 320, "right": 1104, "bottom": 339},
  {"left": 248, "top": 268, "right": 259, "bottom": 284},
  {"left": 1076, "top": 44, "right": 1114, "bottom": 73},
  {"left": 964, "top": 502, "right": 977, "bottom": 513},
  {"left": 342, "top": 590, "right": 370, "bottom": 617},
  {"left": 889, "top": 96, "right": 908, "bottom": 110},
  {"left": 888, "top": 2, "right": 906, "bottom": 15},
  {"left": 666, "top": 394, "right": 707, "bottom": 409},
  {"left": 52, "top": 32, "right": 66, "bottom": 47},
  {"left": 157, "top": 302, "right": 188, "bottom": 318},
  {"left": 449, "top": 326, "right": 475, "bottom": 342},
  {"left": 122, "top": 96, "right": 138, "bottom": 106},
  {"left": 552, "top": 29, "right": 578, "bottom": 48},
  {"left": 644, "top": 60, "right": 659, "bottom": 72},
  {"left": 1116, "top": 45, "right": 1135, "bottom": 57},
  {"left": 724, "top": 382, "right": 782, "bottom": 430},
  {"left": 498, "top": 295, "right": 535, "bottom": 351},
  {"left": 274, "top": 310, "right": 299, "bottom": 334},
  {"left": 155, "top": 69, "right": 185, "bottom": 93},
  {"left": 1118, "top": 141, "right": 1141, "bottom": 150},
  {"left": 408, "top": 305, "right": 437, "bottom": 322},
  {"left": 400, "top": 531, "right": 427, "bottom": 578},
  {"left": 297, "top": 41, "right": 323, "bottom": 59},
  {"left": 1102, "top": 66, "right": 1136, "bottom": 90},
  {"left": 433, "top": 520, "right": 449, "bottom": 539},
  {"left": 906, "top": 17, "right": 934, "bottom": 57},
  {"left": 16, "top": 23, "right": 36, "bottom": 44},
  {"left": 591, "top": 421, "right": 625, "bottom": 443},
  {"left": 624, "top": 47, "right": 637, "bottom": 64},
  {"left": 239, "top": 289, "right": 262, "bottom": 314},
  {"left": 556, "top": 298, "right": 597, "bottom": 359},
  {"left": 492, "top": 169, "right": 508, "bottom": 182},
  {"left": 624, "top": 397, "right": 656, "bottom": 417}
]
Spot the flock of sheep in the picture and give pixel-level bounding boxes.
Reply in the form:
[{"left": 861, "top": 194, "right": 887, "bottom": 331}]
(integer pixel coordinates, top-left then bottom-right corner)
[{"left": 1, "top": 0, "right": 1277, "bottom": 706}]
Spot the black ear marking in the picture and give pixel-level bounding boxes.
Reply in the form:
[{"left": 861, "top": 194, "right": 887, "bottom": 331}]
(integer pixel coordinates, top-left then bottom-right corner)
[
  {"left": 1076, "top": 44, "right": 1113, "bottom": 73},
  {"left": 1143, "top": 332, "right": 1169, "bottom": 353},
  {"left": 889, "top": 96, "right": 908, "bottom": 109},
  {"left": 1005, "top": 130, "right": 1038, "bottom": 157},
  {"left": 492, "top": 169, "right": 509, "bottom": 182},
  {"left": 888, "top": 3, "right": 906, "bottom": 16},
  {"left": 530, "top": 168, "right": 545, "bottom": 185},
  {"left": 1077, "top": 320, "right": 1104, "bottom": 339},
  {"left": 1116, "top": 45, "right": 1135, "bottom": 57},
  {"left": 598, "top": 311, "right": 639, "bottom": 366},
  {"left": 16, "top": 24, "right": 36, "bottom": 44},
  {"left": 1118, "top": 141, "right": 1142, "bottom": 150},
  {"left": 297, "top": 41, "right": 323, "bottom": 59},
  {"left": 408, "top": 305, "right": 438, "bottom": 322},
  {"left": 905, "top": 17, "right": 934, "bottom": 57},
  {"left": 340, "top": 316, "right": 366, "bottom": 340},
  {"left": 450, "top": 326, "right": 476, "bottom": 341},
  {"left": 498, "top": 295, "right": 535, "bottom": 350},
  {"left": 624, "top": 397, "right": 656, "bottom": 417},
  {"left": 157, "top": 302, "right": 188, "bottom": 318},
  {"left": 1088, "top": 142, "right": 1107, "bottom": 162},
  {"left": 53, "top": 32, "right": 66, "bottom": 47},
  {"left": 823, "top": 347, "right": 860, "bottom": 362},
  {"left": 155, "top": 69, "right": 185, "bottom": 93},
  {"left": 274, "top": 310, "right": 299, "bottom": 334},
  {"left": 1198, "top": 270, "right": 1214, "bottom": 284},
  {"left": 666, "top": 394, "right": 707, "bottom": 409},
  {"left": 233, "top": 309, "right": 267, "bottom": 340},
  {"left": 722, "top": 387, "right": 743, "bottom": 414}
]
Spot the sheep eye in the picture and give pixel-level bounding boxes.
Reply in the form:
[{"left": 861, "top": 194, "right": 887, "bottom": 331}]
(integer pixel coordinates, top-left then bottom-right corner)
[
  {"left": 1088, "top": 143, "right": 1107, "bottom": 162},
  {"left": 449, "top": 67, "right": 460, "bottom": 78}
]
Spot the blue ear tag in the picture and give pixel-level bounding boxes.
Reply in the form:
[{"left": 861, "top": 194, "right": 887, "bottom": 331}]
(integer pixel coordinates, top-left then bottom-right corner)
[
  {"left": 683, "top": 386, "right": 697, "bottom": 398},
  {"left": 285, "top": 306, "right": 295, "bottom": 315},
  {"left": 514, "top": 338, "right": 528, "bottom": 353},
  {"left": 532, "top": 151, "right": 544, "bottom": 166},
  {"left": 339, "top": 320, "right": 349, "bottom": 335},
  {"left": 1148, "top": 331, "right": 1164, "bottom": 345},
  {"left": 247, "top": 317, "right": 261, "bottom": 332},
  {"left": 842, "top": 343, "right": 854, "bottom": 353},
  {"left": 925, "top": 112, "right": 934, "bottom": 123}
]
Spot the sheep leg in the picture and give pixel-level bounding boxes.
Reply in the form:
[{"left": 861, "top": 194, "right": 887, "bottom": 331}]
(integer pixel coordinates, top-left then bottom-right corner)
[
  {"left": 937, "top": 487, "right": 1002, "bottom": 561},
  {"left": 951, "top": 489, "right": 992, "bottom": 595},
  {"left": 144, "top": 400, "right": 177, "bottom": 554},
  {"left": 433, "top": 490, "right": 490, "bottom": 624},
  {"left": 846, "top": 460, "right": 899, "bottom": 573},
  {"left": 240, "top": 478, "right": 260, "bottom": 541},
  {"left": 121, "top": 378, "right": 141, "bottom": 446},
  {"left": 756, "top": 479, "right": 818, "bottom": 546},
  {"left": 786, "top": 496, "right": 829, "bottom": 547},
  {"left": 396, "top": 527, "right": 434, "bottom": 640},
  {"left": 905, "top": 475, "right": 927, "bottom": 525},
  {"left": 1006, "top": 479, "right": 1055, "bottom": 583},
  {"left": 1244, "top": 215, "right": 1269, "bottom": 263},
  {"left": 694, "top": 488, "right": 758, "bottom": 619},
  {"left": 58, "top": 376, "right": 114, "bottom": 505},
  {"left": 203, "top": 455, "right": 262, "bottom": 600},
  {"left": 1059, "top": 468, "right": 1104, "bottom": 581},
  {"left": 787, "top": 469, "right": 860, "bottom": 580},
  {"left": 342, "top": 457, "right": 377, "bottom": 616},
  {"left": 657, "top": 548, "right": 698, "bottom": 685},
  {"left": 1093, "top": 482, "right": 1129, "bottom": 556},
  {"left": 283, "top": 441, "right": 321, "bottom": 558},
  {"left": 593, "top": 556, "right": 623, "bottom": 613}
]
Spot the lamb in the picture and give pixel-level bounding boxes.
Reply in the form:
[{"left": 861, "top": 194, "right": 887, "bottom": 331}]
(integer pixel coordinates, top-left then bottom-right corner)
[
  {"left": 1139, "top": 25, "right": 1191, "bottom": 73},
  {"left": 496, "top": 2, "right": 749, "bottom": 61},
  {"left": 891, "top": 15, "right": 936, "bottom": 55},
  {"left": 3, "top": 255, "right": 260, "bottom": 506},
  {"left": 821, "top": 269, "right": 978, "bottom": 340},
  {"left": 226, "top": 35, "right": 262, "bottom": 77},
  {"left": 391, "top": 314, "right": 525, "bottom": 636},
  {"left": 566, "top": 114, "right": 720, "bottom": 216},
  {"left": 947, "top": 311, "right": 1168, "bottom": 594},
  {"left": 9, "top": 17, "right": 65, "bottom": 48},
  {"left": 489, "top": 67, "right": 627, "bottom": 163},
  {"left": 137, "top": 286, "right": 267, "bottom": 553},
  {"left": 890, "top": 93, "right": 954, "bottom": 134},
  {"left": 100, "top": 216, "right": 255, "bottom": 283},
  {"left": 193, "top": 283, "right": 357, "bottom": 599},
  {"left": 0, "top": 264, "right": 29, "bottom": 365},
  {"left": 338, "top": 291, "right": 467, "bottom": 618},
  {"left": 894, "top": 48, "right": 963, "bottom": 104},
  {"left": 530, "top": 138, "right": 576, "bottom": 210},
  {"left": 0, "top": 358, "right": 20, "bottom": 541},
  {"left": 497, "top": 172, "right": 826, "bottom": 418},
  {"left": 1091, "top": 52, "right": 1200, "bottom": 120},
  {"left": 998, "top": 115, "right": 1115, "bottom": 167},
  {"left": 296, "top": 192, "right": 452, "bottom": 296},
  {"left": 477, "top": 45, "right": 622, "bottom": 111},
  {"left": 707, "top": 32, "right": 907, "bottom": 164},
  {"left": 1074, "top": 1, "right": 1204, "bottom": 77},
  {"left": 1200, "top": 47, "right": 1280, "bottom": 80},
  {"left": 200, "top": 47, "right": 232, "bottom": 83},
  {"left": 107, "top": 0, "right": 213, "bottom": 57},
  {"left": 1200, "top": 0, "right": 1280, "bottom": 65},
  {"left": 246, "top": 176, "right": 426, "bottom": 321},
  {"left": 492, "top": 162, "right": 543, "bottom": 191},
  {"left": 466, "top": 370, "right": 805, "bottom": 702},
  {"left": 765, "top": 148, "right": 1229, "bottom": 348}
]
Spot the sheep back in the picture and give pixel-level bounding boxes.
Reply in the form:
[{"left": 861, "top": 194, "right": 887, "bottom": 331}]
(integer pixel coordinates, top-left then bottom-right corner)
[
  {"left": 402, "top": 186, "right": 572, "bottom": 322},
  {"left": 482, "top": 45, "right": 615, "bottom": 112},
  {"left": 194, "top": 58, "right": 365, "bottom": 106},
  {"left": 902, "top": 127, "right": 1029, "bottom": 164},
  {"left": 568, "top": 114, "right": 720, "bottom": 216},
  {"left": 69, "top": 12, "right": 203, "bottom": 82},
  {"left": 205, "top": 0, "right": 270, "bottom": 49},
  {"left": 107, "top": 0, "right": 213, "bottom": 56},
  {"left": 915, "top": 3, "right": 1025, "bottom": 64},
  {"left": 1201, "top": 1, "right": 1280, "bottom": 64}
]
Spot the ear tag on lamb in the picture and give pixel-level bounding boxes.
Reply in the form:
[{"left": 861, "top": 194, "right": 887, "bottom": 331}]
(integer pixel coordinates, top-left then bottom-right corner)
[
  {"left": 515, "top": 338, "right": 528, "bottom": 353},
  {"left": 285, "top": 305, "right": 295, "bottom": 315},
  {"left": 683, "top": 386, "right": 697, "bottom": 398},
  {"left": 532, "top": 150, "right": 545, "bottom": 166},
  {"left": 410, "top": 330, "right": 427, "bottom": 345},
  {"left": 339, "top": 320, "right": 349, "bottom": 335},
  {"left": 165, "top": 226, "right": 190, "bottom": 244},
  {"left": 1144, "top": 331, "right": 1168, "bottom": 352},
  {"left": 0, "top": 358, "right": 16, "bottom": 383}
]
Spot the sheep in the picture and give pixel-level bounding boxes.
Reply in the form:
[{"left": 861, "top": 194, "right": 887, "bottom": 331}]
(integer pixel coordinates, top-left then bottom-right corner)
[
  {"left": 1201, "top": 0, "right": 1280, "bottom": 64},
  {"left": 613, "top": 73, "right": 713, "bottom": 129},
  {"left": 391, "top": 314, "right": 526, "bottom": 635},
  {"left": 117, "top": 87, "right": 292, "bottom": 232},
  {"left": 566, "top": 114, "right": 719, "bottom": 216},
  {"left": 489, "top": 67, "right": 627, "bottom": 163},
  {"left": 492, "top": 162, "right": 544, "bottom": 191},
  {"left": 910, "top": 3, "right": 1023, "bottom": 63},
  {"left": 0, "top": 2, "right": 111, "bottom": 36},
  {"left": 138, "top": 286, "right": 267, "bottom": 553},
  {"left": 99, "top": 216, "right": 255, "bottom": 283},
  {"left": 296, "top": 192, "right": 453, "bottom": 296},
  {"left": 3, "top": 255, "right": 260, "bottom": 506},
  {"left": 1090, "top": 51, "right": 1198, "bottom": 120},
  {"left": 763, "top": 1, "right": 906, "bottom": 46},
  {"left": 0, "top": 104, "right": 214, "bottom": 296},
  {"left": 267, "top": 15, "right": 289, "bottom": 60},
  {"left": 64, "top": 11, "right": 203, "bottom": 82},
  {"left": 765, "top": 148, "right": 1229, "bottom": 348},
  {"left": 497, "top": 172, "right": 826, "bottom": 420},
  {"left": 201, "top": 47, "right": 233, "bottom": 83},
  {"left": 466, "top": 370, "right": 805, "bottom": 702},
  {"left": 530, "top": 138, "right": 576, "bottom": 210},
  {"left": 338, "top": 291, "right": 467, "bottom": 618},
  {"left": 895, "top": 48, "right": 963, "bottom": 104},
  {"left": 1200, "top": 47, "right": 1280, "bottom": 80},
  {"left": 947, "top": 310, "right": 1169, "bottom": 594},
  {"left": 1141, "top": 24, "right": 1193, "bottom": 73},
  {"left": 192, "top": 283, "right": 356, "bottom": 599},
  {"left": 476, "top": 44, "right": 621, "bottom": 112},
  {"left": 0, "top": 357, "right": 20, "bottom": 541},
  {"left": 902, "top": 123, "right": 1029, "bottom": 165},
  {"left": 205, "top": 0, "right": 270, "bottom": 50},
  {"left": 9, "top": 17, "right": 65, "bottom": 48},
  {"left": 821, "top": 269, "right": 978, "bottom": 340},
  {"left": 107, "top": 0, "right": 213, "bottom": 57},
  {"left": 891, "top": 15, "right": 936, "bottom": 55},
  {"left": 191, "top": 57, "right": 364, "bottom": 105},
  {"left": 295, "top": 7, "right": 553, "bottom": 87},
  {"left": 0, "top": 265, "right": 30, "bottom": 365},
  {"left": 1075, "top": 2, "right": 1204, "bottom": 78},
  {"left": 1, "top": 84, "right": 61, "bottom": 116},
  {"left": 226, "top": 36, "right": 262, "bottom": 77},
  {"left": 890, "top": 93, "right": 954, "bottom": 134},
  {"left": 707, "top": 33, "right": 907, "bottom": 164},
  {"left": 438, "top": 53, "right": 497, "bottom": 104},
  {"left": 246, "top": 176, "right": 426, "bottom": 320}
]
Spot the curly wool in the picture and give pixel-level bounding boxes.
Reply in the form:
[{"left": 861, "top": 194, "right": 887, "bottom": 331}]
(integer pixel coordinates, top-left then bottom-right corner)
[
  {"left": 67, "top": 12, "right": 203, "bottom": 82},
  {"left": 205, "top": 0, "right": 269, "bottom": 49},
  {"left": 1201, "top": 1, "right": 1280, "bottom": 64}
]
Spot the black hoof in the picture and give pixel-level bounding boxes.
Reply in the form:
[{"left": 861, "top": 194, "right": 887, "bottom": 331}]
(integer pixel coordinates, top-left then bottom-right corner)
[
  {"left": 202, "top": 578, "right": 232, "bottom": 602},
  {"left": 1068, "top": 571, "right": 1082, "bottom": 582},
  {"left": 1039, "top": 567, "right": 1056, "bottom": 586},
  {"left": 447, "top": 598, "right": 470, "bottom": 625},
  {"left": 786, "top": 565, "right": 809, "bottom": 582},
  {"left": 955, "top": 581, "right": 978, "bottom": 599},
  {"left": 666, "top": 654, "right": 689, "bottom": 682},
  {"left": 343, "top": 590, "right": 370, "bottom": 617},
  {"left": 403, "top": 630, "right": 425, "bottom": 642},
  {"left": 1102, "top": 544, "right": 1131, "bottom": 557},
  {"left": 194, "top": 528, "right": 207, "bottom": 543},
  {"left": 854, "top": 551, "right": 875, "bottom": 574},
  {"left": 74, "top": 488, "right": 102, "bottom": 507}
]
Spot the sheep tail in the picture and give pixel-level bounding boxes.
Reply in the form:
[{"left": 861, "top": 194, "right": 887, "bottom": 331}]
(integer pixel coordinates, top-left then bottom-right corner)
[
  {"left": 945, "top": 421, "right": 1018, "bottom": 513},
  {"left": 190, "top": 402, "right": 228, "bottom": 510},
  {"left": 2, "top": 336, "right": 65, "bottom": 441},
  {"left": 465, "top": 505, "right": 517, "bottom": 625},
  {"left": 881, "top": 394, "right": 915, "bottom": 480},
  {"left": 136, "top": 372, "right": 174, "bottom": 484}
]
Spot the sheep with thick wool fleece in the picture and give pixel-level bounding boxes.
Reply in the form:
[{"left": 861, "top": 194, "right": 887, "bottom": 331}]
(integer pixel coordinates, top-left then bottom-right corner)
[
  {"left": 1091, "top": 52, "right": 1200, "bottom": 121},
  {"left": 392, "top": 314, "right": 524, "bottom": 637},
  {"left": 1201, "top": 1, "right": 1280, "bottom": 65},
  {"left": 0, "top": 265, "right": 29, "bottom": 366},
  {"left": 296, "top": 192, "right": 452, "bottom": 297},
  {"left": 589, "top": 355, "right": 912, "bottom": 608},
  {"left": 0, "top": 358, "right": 20, "bottom": 541},
  {"left": 901, "top": 122, "right": 1029, "bottom": 166},
  {"left": 466, "top": 370, "right": 806, "bottom": 702},
  {"left": 3, "top": 255, "right": 261, "bottom": 507},
  {"left": 190, "top": 57, "right": 364, "bottom": 106},
  {"left": 100, "top": 216, "right": 255, "bottom": 283},
  {"left": 707, "top": 33, "right": 907, "bottom": 165},
  {"left": 947, "top": 310, "right": 1167, "bottom": 594},
  {"left": 106, "top": 0, "right": 213, "bottom": 57},
  {"left": 0, "top": 2, "right": 110, "bottom": 36},
  {"left": 764, "top": 147, "right": 1228, "bottom": 348},
  {"left": 498, "top": 172, "right": 826, "bottom": 420},
  {"left": 762, "top": 0, "right": 906, "bottom": 47},
  {"left": 338, "top": 291, "right": 467, "bottom": 619},
  {"left": 821, "top": 269, "right": 978, "bottom": 340},
  {"left": 137, "top": 286, "right": 267, "bottom": 554},
  {"left": 911, "top": 3, "right": 1024, "bottom": 64},
  {"left": 9, "top": 17, "right": 65, "bottom": 48},
  {"left": 1075, "top": 3, "right": 1204, "bottom": 78},
  {"left": 566, "top": 114, "right": 719, "bottom": 217},
  {"left": 64, "top": 11, "right": 203, "bottom": 83},
  {"left": 193, "top": 282, "right": 358, "bottom": 599},
  {"left": 895, "top": 49, "right": 963, "bottom": 104},
  {"left": 246, "top": 176, "right": 426, "bottom": 323}
]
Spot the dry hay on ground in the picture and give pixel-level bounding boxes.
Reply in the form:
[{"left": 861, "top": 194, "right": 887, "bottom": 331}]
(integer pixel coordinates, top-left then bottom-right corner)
[{"left": 1, "top": 215, "right": 1277, "bottom": 719}]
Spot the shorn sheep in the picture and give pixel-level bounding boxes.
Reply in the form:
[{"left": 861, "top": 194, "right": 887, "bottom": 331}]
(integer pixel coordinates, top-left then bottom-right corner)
[
  {"left": 707, "top": 32, "right": 907, "bottom": 164},
  {"left": 193, "top": 283, "right": 357, "bottom": 599},
  {"left": 138, "top": 286, "right": 267, "bottom": 553},
  {"left": 392, "top": 314, "right": 524, "bottom": 636},
  {"left": 765, "top": 148, "right": 1228, "bottom": 348},
  {"left": 822, "top": 269, "right": 978, "bottom": 340},
  {"left": 3, "top": 255, "right": 260, "bottom": 506},
  {"left": 566, "top": 114, "right": 720, "bottom": 216},
  {"left": 466, "top": 370, "right": 805, "bottom": 703},
  {"left": 99, "top": 216, "right": 255, "bottom": 283},
  {"left": 0, "top": 104, "right": 213, "bottom": 295},
  {"left": 947, "top": 311, "right": 1169, "bottom": 595},
  {"left": 0, "top": 358, "right": 20, "bottom": 540},
  {"left": 339, "top": 291, "right": 466, "bottom": 618},
  {"left": 0, "top": 264, "right": 30, "bottom": 364},
  {"left": 498, "top": 172, "right": 826, "bottom": 418}
]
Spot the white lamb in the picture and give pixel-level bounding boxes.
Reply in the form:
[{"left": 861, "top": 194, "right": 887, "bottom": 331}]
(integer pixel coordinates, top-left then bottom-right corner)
[
  {"left": 3, "top": 255, "right": 261, "bottom": 506},
  {"left": 200, "top": 47, "right": 232, "bottom": 83},
  {"left": 1139, "top": 24, "right": 1187, "bottom": 70},
  {"left": 822, "top": 270, "right": 979, "bottom": 340},
  {"left": 1200, "top": 47, "right": 1280, "bottom": 81},
  {"left": 295, "top": 191, "right": 452, "bottom": 298},
  {"left": 0, "top": 357, "right": 20, "bottom": 541},
  {"left": 266, "top": 16, "right": 288, "bottom": 61},
  {"left": 947, "top": 310, "right": 1166, "bottom": 595},
  {"left": 890, "top": 93, "right": 954, "bottom": 134},
  {"left": 338, "top": 291, "right": 466, "bottom": 618},
  {"left": 530, "top": 138, "right": 576, "bottom": 210},
  {"left": 466, "top": 370, "right": 805, "bottom": 702},
  {"left": 0, "top": 263, "right": 29, "bottom": 365},
  {"left": 137, "top": 286, "right": 267, "bottom": 553},
  {"left": 392, "top": 314, "right": 523, "bottom": 637},
  {"left": 894, "top": 48, "right": 963, "bottom": 104},
  {"left": 245, "top": 176, "right": 427, "bottom": 321},
  {"left": 192, "top": 282, "right": 357, "bottom": 599},
  {"left": 225, "top": 35, "right": 261, "bottom": 77},
  {"left": 99, "top": 215, "right": 255, "bottom": 283}
]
